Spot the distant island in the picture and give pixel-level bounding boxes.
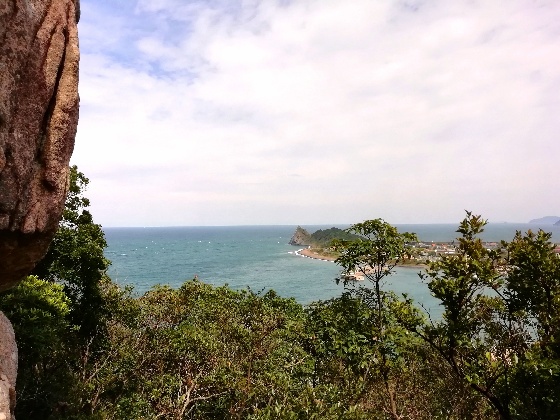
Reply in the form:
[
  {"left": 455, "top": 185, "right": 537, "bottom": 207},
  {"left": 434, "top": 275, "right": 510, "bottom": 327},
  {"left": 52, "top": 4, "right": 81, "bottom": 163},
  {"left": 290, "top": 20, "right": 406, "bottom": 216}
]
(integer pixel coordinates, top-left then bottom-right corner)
[{"left": 529, "top": 216, "right": 560, "bottom": 224}]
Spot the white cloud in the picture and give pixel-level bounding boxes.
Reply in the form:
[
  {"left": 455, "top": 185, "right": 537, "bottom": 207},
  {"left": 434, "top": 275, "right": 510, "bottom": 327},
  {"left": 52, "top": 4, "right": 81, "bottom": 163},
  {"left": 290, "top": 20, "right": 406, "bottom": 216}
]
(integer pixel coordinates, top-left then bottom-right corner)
[{"left": 74, "top": 0, "right": 560, "bottom": 226}]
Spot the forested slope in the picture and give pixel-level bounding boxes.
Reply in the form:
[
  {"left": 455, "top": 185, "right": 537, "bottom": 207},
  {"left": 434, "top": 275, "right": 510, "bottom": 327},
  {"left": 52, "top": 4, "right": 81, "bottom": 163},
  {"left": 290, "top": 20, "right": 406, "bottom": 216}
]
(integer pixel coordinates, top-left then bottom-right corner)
[{"left": 1, "top": 169, "right": 559, "bottom": 419}]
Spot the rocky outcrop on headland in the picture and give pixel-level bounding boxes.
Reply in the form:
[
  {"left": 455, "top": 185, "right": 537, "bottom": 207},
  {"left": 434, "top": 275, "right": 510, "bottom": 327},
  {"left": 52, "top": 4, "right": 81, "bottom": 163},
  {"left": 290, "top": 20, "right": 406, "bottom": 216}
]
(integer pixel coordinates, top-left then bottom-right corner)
[
  {"left": 0, "top": 1, "right": 80, "bottom": 418},
  {"left": 0, "top": 0, "right": 80, "bottom": 291},
  {"left": 289, "top": 226, "right": 359, "bottom": 248},
  {"left": 288, "top": 226, "right": 312, "bottom": 246}
]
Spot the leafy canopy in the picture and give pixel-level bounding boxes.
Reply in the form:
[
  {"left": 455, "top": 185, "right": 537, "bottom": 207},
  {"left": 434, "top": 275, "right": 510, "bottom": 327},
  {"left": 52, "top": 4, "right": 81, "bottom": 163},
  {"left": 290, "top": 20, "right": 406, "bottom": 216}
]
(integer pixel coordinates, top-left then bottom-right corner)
[{"left": 32, "top": 165, "right": 110, "bottom": 340}]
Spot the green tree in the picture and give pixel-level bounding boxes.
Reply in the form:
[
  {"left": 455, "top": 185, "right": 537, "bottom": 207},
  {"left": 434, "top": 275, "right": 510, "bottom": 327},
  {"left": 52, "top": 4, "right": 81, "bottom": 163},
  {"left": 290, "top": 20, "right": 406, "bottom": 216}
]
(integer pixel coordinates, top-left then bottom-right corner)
[
  {"left": 417, "top": 212, "right": 560, "bottom": 419},
  {"left": 503, "top": 229, "right": 560, "bottom": 419},
  {"left": 305, "top": 291, "right": 489, "bottom": 419},
  {"left": 0, "top": 166, "right": 115, "bottom": 418},
  {"left": 0, "top": 276, "right": 77, "bottom": 418},
  {"left": 505, "top": 229, "right": 560, "bottom": 356},
  {"left": 32, "top": 165, "right": 110, "bottom": 341},
  {"left": 80, "top": 280, "right": 314, "bottom": 419},
  {"left": 331, "top": 220, "right": 418, "bottom": 419},
  {"left": 418, "top": 213, "right": 513, "bottom": 418}
]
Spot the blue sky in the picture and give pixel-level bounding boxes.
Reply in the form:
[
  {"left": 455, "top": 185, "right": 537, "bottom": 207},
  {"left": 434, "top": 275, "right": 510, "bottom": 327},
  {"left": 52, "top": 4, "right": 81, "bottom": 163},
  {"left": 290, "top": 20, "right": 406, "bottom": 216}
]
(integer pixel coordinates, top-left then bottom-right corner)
[{"left": 73, "top": 0, "right": 560, "bottom": 227}]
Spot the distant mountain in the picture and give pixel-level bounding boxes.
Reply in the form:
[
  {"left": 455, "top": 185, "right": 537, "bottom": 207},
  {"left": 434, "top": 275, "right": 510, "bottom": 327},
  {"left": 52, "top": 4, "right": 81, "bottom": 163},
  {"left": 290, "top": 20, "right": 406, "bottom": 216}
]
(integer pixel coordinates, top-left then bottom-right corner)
[
  {"left": 528, "top": 216, "right": 560, "bottom": 224},
  {"left": 555, "top": 220, "right": 560, "bottom": 226}
]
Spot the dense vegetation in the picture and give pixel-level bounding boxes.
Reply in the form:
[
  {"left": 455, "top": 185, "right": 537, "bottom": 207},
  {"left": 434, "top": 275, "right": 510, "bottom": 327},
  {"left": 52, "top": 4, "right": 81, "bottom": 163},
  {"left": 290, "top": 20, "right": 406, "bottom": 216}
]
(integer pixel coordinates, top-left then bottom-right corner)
[
  {"left": 290, "top": 226, "right": 359, "bottom": 247},
  {"left": 290, "top": 226, "right": 362, "bottom": 259},
  {"left": 310, "top": 227, "right": 360, "bottom": 246},
  {"left": 1, "top": 168, "right": 559, "bottom": 419}
]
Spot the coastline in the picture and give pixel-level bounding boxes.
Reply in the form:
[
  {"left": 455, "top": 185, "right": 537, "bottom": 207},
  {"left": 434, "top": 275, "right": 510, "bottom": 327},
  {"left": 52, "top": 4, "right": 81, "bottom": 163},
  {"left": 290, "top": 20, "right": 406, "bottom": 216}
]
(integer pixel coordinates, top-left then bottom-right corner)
[
  {"left": 295, "top": 247, "right": 336, "bottom": 262},
  {"left": 294, "top": 247, "right": 427, "bottom": 268}
]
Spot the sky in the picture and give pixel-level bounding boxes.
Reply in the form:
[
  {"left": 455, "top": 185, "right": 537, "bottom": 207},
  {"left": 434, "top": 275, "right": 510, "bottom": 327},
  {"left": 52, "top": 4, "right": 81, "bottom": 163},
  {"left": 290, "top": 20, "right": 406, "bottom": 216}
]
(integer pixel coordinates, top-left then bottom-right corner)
[{"left": 73, "top": 0, "right": 560, "bottom": 227}]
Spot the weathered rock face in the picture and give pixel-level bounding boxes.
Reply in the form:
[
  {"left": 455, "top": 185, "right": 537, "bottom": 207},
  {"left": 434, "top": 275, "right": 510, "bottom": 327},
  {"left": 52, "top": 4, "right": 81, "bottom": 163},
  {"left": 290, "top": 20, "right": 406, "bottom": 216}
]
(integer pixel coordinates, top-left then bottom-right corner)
[
  {"left": 0, "top": 0, "right": 80, "bottom": 291},
  {"left": 0, "top": 312, "right": 17, "bottom": 420},
  {"left": 288, "top": 226, "right": 312, "bottom": 246}
]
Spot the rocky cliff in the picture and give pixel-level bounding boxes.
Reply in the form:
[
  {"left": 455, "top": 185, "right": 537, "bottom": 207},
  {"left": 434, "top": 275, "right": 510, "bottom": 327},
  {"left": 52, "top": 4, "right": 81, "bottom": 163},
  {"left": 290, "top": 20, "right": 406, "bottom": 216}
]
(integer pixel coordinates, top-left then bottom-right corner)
[
  {"left": 288, "top": 226, "right": 312, "bottom": 246},
  {"left": 0, "top": 0, "right": 80, "bottom": 291},
  {"left": 0, "top": 1, "right": 80, "bottom": 418}
]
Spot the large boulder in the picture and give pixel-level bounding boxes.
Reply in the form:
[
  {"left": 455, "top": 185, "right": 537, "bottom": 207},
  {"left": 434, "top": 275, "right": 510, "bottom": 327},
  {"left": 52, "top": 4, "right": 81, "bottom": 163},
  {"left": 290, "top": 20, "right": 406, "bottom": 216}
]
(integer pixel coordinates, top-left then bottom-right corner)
[{"left": 0, "top": 0, "right": 80, "bottom": 291}]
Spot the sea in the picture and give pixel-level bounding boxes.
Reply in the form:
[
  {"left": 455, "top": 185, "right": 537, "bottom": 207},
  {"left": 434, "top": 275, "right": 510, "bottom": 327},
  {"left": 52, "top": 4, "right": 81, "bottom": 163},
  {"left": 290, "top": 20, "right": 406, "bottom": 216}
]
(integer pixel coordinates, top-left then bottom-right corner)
[{"left": 104, "top": 223, "right": 560, "bottom": 314}]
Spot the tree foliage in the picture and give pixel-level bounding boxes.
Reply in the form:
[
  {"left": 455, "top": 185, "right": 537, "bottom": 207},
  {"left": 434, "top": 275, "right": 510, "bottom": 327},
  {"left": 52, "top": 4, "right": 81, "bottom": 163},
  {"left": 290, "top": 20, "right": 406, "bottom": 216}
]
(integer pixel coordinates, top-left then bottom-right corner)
[
  {"left": 309, "top": 227, "right": 360, "bottom": 246},
  {"left": 417, "top": 212, "right": 560, "bottom": 420},
  {"left": 0, "top": 276, "right": 77, "bottom": 418},
  {"left": 79, "top": 282, "right": 314, "bottom": 419},
  {"left": 2, "top": 177, "right": 559, "bottom": 420},
  {"left": 330, "top": 220, "right": 419, "bottom": 419},
  {"left": 32, "top": 165, "right": 110, "bottom": 341},
  {"left": 332, "top": 219, "right": 417, "bottom": 282}
]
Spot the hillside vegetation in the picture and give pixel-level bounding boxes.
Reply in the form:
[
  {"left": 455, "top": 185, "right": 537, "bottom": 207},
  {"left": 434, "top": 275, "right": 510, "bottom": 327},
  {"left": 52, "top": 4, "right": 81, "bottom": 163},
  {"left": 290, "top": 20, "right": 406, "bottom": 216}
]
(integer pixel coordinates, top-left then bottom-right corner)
[
  {"left": 1, "top": 169, "right": 559, "bottom": 419},
  {"left": 289, "top": 226, "right": 360, "bottom": 247}
]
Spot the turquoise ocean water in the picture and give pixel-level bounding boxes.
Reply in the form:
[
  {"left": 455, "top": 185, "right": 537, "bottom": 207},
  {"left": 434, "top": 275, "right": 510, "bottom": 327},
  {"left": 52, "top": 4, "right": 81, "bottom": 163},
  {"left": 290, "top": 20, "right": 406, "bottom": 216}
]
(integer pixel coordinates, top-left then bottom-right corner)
[{"left": 104, "top": 223, "right": 560, "bottom": 312}]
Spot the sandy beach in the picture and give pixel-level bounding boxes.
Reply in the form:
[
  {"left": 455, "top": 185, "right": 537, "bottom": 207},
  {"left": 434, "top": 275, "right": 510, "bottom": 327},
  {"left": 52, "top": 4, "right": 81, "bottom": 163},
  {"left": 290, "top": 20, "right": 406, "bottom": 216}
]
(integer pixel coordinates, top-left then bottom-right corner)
[{"left": 296, "top": 248, "right": 337, "bottom": 262}]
